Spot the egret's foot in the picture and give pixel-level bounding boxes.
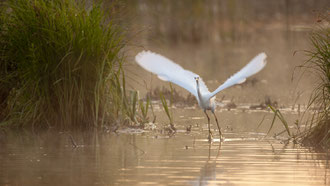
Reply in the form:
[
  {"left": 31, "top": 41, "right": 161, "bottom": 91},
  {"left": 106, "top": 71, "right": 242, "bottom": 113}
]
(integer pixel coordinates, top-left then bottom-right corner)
[
  {"left": 218, "top": 130, "right": 223, "bottom": 140},
  {"left": 219, "top": 134, "right": 224, "bottom": 142},
  {"left": 208, "top": 131, "right": 213, "bottom": 142}
]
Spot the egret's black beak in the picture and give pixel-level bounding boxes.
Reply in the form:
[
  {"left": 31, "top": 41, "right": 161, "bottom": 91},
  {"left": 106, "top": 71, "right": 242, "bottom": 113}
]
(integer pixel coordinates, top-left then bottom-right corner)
[{"left": 194, "top": 77, "right": 200, "bottom": 86}]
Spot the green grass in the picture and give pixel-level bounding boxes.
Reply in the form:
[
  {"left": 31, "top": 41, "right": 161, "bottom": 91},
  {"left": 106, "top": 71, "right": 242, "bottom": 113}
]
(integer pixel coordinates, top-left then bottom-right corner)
[
  {"left": 265, "top": 14, "right": 329, "bottom": 150},
  {"left": 138, "top": 95, "right": 150, "bottom": 124},
  {"left": 159, "top": 92, "right": 173, "bottom": 125},
  {"left": 299, "top": 15, "right": 329, "bottom": 149},
  {"left": 0, "top": 0, "right": 127, "bottom": 129},
  {"left": 159, "top": 83, "right": 176, "bottom": 132},
  {"left": 267, "top": 105, "right": 291, "bottom": 137}
]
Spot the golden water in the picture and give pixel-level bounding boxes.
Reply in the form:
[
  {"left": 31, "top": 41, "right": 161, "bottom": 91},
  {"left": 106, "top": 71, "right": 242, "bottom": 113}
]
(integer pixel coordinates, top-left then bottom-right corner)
[{"left": 1, "top": 109, "right": 328, "bottom": 186}]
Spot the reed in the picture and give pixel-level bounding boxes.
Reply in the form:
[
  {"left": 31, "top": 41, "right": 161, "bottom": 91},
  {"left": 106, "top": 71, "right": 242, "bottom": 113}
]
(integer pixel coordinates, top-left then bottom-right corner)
[
  {"left": 159, "top": 83, "right": 176, "bottom": 131},
  {"left": 159, "top": 92, "right": 173, "bottom": 125},
  {"left": 0, "top": 0, "right": 126, "bottom": 129},
  {"left": 268, "top": 105, "right": 291, "bottom": 137},
  {"left": 138, "top": 95, "right": 150, "bottom": 124},
  {"left": 266, "top": 15, "right": 329, "bottom": 149},
  {"left": 300, "top": 15, "right": 329, "bottom": 149}
]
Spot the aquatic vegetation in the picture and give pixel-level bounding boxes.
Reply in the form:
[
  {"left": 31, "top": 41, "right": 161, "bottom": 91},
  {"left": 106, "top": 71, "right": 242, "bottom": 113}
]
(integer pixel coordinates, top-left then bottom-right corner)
[
  {"left": 159, "top": 90, "right": 175, "bottom": 131},
  {"left": 0, "top": 0, "right": 127, "bottom": 129},
  {"left": 266, "top": 14, "right": 329, "bottom": 150},
  {"left": 268, "top": 105, "right": 291, "bottom": 137},
  {"left": 300, "top": 15, "right": 329, "bottom": 149},
  {"left": 138, "top": 95, "right": 150, "bottom": 124}
]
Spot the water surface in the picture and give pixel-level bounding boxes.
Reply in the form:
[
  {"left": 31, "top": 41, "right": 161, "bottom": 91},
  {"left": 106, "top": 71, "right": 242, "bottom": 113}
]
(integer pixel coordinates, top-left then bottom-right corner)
[{"left": 1, "top": 108, "right": 328, "bottom": 186}]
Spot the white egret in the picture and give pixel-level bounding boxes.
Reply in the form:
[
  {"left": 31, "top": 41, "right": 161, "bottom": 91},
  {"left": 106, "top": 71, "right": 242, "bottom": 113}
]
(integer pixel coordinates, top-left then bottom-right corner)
[{"left": 135, "top": 50, "right": 267, "bottom": 140}]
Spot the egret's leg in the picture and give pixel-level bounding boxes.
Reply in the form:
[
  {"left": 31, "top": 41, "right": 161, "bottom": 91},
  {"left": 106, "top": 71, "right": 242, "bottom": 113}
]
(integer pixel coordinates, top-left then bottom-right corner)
[
  {"left": 204, "top": 110, "right": 213, "bottom": 141},
  {"left": 212, "top": 111, "right": 222, "bottom": 139}
]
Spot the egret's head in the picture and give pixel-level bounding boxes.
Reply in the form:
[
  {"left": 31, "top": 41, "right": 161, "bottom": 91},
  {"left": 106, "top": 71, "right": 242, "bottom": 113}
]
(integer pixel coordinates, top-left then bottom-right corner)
[{"left": 194, "top": 76, "right": 200, "bottom": 85}]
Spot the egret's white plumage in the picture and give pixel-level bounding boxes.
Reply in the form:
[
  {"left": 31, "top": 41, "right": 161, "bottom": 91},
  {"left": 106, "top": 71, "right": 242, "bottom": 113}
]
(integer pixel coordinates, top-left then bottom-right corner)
[
  {"left": 135, "top": 51, "right": 210, "bottom": 98},
  {"left": 135, "top": 50, "right": 267, "bottom": 140},
  {"left": 207, "top": 53, "right": 267, "bottom": 98}
]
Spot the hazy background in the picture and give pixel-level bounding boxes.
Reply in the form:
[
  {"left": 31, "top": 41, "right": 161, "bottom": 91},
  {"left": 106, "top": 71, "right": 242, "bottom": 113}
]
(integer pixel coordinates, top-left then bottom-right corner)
[{"left": 121, "top": 0, "right": 329, "bottom": 106}]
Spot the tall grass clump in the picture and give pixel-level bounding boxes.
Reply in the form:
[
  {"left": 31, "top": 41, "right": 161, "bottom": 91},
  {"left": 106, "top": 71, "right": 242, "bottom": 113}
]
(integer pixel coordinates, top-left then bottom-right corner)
[
  {"left": 159, "top": 83, "right": 176, "bottom": 132},
  {"left": 300, "top": 15, "right": 329, "bottom": 149},
  {"left": 263, "top": 15, "right": 329, "bottom": 150},
  {"left": 0, "top": 0, "right": 126, "bottom": 129}
]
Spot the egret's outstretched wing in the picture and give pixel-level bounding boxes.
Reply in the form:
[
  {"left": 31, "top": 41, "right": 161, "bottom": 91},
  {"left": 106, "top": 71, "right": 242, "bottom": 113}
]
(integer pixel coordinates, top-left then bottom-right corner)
[
  {"left": 135, "top": 51, "right": 209, "bottom": 98},
  {"left": 207, "top": 53, "right": 267, "bottom": 99}
]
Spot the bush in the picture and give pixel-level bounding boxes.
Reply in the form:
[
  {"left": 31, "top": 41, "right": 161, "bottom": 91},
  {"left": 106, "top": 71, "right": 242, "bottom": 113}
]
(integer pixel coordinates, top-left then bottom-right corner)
[{"left": 0, "top": 0, "right": 126, "bottom": 129}]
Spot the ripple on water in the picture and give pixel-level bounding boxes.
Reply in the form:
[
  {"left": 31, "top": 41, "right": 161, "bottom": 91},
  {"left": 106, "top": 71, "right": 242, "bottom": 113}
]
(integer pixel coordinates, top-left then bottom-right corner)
[
  {"left": 0, "top": 131, "right": 328, "bottom": 186},
  {"left": 111, "top": 133, "right": 328, "bottom": 186}
]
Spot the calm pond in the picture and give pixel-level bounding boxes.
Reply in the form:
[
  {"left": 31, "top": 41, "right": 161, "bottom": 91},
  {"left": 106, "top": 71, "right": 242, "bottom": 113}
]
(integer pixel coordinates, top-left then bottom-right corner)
[{"left": 0, "top": 107, "right": 328, "bottom": 186}]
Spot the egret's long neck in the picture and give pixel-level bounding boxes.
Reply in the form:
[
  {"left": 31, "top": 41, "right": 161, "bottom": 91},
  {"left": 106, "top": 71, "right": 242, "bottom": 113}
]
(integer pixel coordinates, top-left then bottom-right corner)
[{"left": 196, "top": 80, "right": 203, "bottom": 101}]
